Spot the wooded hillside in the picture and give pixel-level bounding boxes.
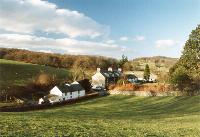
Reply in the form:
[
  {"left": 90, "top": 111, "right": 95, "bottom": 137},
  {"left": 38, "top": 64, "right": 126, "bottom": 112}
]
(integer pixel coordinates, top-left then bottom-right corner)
[{"left": 0, "top": 48, "right": 118, "bottom": 70}]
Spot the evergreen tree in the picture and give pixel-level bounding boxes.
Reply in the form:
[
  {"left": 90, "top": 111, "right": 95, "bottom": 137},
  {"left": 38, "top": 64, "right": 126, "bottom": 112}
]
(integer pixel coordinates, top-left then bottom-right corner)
[
  {"left": 143, "top": 64, "right": 150, "bottom": 81},
  {"left": 178, "top": 25, "right": 200, "bottom": 77},
  {"left": 118, "top": 54, "right": 128, "bottom": 68},
  {"left": 170, "top": 25, "right": 200, "bottom": 93}
]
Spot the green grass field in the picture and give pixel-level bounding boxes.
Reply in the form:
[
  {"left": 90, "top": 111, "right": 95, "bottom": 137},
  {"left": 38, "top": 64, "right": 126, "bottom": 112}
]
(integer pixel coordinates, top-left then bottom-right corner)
[
  {"left": 0, "top": 95, "right": 200, "bottom": 136},
  {"left": 0, "top": 59, "right": 70, "bottom": 90}
]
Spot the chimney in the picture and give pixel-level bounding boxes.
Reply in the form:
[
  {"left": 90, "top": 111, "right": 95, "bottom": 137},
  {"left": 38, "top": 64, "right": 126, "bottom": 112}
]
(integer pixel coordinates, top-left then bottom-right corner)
[
  {"left": 97, "top": 68, "right": 101, "bottom": 72},
  {"left": 118, "top": 68, "right": 122, "bottom": 72},
  {"left": 108, "top": 67, "right": 113, "bottom": 72}
]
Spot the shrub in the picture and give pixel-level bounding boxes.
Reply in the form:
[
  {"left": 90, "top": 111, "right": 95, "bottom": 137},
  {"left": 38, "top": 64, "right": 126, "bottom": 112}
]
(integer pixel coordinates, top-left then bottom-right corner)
[
  {"left": 170, "top": 67, "right": 192, "bottom": 92},
  {"left": 35, "top": 73, "right": 57, "bottom": 86},
  {"left": 112, "top": 83, "right": 174, "bottom": 92},
  {"left": 78, "top": 79, "right": 92, "bottom": 93}
]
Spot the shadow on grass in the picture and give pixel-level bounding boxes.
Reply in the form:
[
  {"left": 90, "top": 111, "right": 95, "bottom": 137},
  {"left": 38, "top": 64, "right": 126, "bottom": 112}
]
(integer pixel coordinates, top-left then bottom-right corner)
[{"left": 15, "top": 95, "right": 200, "bottom": 120}]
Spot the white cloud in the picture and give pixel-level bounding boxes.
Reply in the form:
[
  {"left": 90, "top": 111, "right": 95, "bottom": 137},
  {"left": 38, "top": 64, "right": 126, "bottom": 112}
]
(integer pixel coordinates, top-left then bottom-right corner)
[
  {"left": 0, "top": 0, "right": 109, "bottom": 38},
  {"left": 120, "top": 36, "right": 129, "bottom": 41},
  {"left": 134, "top": 36, "right": 145, "bottom": 41},
  {"left": 0, "top": 33, "right": 124, "bottom": 56},
  {"left": 155, "top": 39, "right": 180, "bottom": 48},
  {"left": 106, "top": 40, "right": 115, "bottom": 44},
  {"left": 119, "top": 36, "right": 145, "bottom": 42},
  {"left": 39, "top": 50, "right": 53, "bottom": 53}
]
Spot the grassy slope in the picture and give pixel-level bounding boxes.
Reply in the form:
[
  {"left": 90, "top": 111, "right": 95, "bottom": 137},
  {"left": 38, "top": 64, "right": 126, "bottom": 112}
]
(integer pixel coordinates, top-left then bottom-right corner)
[
  {"left": 0, "top": 95, "right": 200, "bottom": 136},
  {"left": 0, "top": 59, "right": 70, "bottom": 90}
]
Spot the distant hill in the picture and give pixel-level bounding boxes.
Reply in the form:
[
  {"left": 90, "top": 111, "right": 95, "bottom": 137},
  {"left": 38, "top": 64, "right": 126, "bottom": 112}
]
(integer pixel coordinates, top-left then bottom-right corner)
[
  {"left": 131, "top": 56, "right": 178, "bottom": 73},
  {"left": 133, "top": 56, "right": 178, "bottom": 62},
  {"left": 124, "top": 56, "right": 178, "bottom": 82}
]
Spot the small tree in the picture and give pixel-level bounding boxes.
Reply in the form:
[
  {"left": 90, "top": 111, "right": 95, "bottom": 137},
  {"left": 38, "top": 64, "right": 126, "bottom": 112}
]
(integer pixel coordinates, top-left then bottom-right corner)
[
  {"left": 78, "top": 79, "right": 92, "bottom": 93},
  {"left": 143, "top": 64, "right": 150, "bottom": 81},
  {"left": 170, "top": 66, "right": 192, "bottom": 92},
  {"left": 118, "top": 54, "right": 128, "bottom": 68}
]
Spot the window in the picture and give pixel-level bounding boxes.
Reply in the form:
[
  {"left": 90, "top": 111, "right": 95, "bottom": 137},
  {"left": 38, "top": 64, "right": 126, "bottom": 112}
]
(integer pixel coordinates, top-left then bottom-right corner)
[{"left": 70, "top": 92, "right": 72, "bottom": 95}]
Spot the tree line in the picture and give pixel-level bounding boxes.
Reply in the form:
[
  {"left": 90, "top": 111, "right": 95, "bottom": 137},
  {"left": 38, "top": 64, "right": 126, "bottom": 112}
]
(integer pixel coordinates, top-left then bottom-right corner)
[{"left": 0, "top": 48, "right": 118, "bottom": 70}]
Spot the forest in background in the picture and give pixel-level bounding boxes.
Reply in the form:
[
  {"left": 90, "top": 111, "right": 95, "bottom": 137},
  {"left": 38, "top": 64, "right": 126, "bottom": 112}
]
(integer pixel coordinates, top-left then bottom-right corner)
[{"left": 0, "top": 48, "right": 118, "bottom": 70}]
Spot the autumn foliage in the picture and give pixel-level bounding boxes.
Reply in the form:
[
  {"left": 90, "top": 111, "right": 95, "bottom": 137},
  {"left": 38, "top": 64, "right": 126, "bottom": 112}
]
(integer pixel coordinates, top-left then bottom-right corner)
[
  {"left": 0, "top": 48, "right": 118, "bottom": 70},
  {"left": 109, "top": 83, "right": 174, "bottom": 92}
]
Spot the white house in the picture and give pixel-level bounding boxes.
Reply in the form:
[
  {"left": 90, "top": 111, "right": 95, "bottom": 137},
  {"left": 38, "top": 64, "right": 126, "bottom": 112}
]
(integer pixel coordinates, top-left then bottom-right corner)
[
  {"left": 49, "top": 86, "right": 63, "bottom": 96},
  {"left": 92, "top": 67, "right": 122, "bottom": 89},
  {"left": 61, "top": 83, "right": 85, "bottom": 101},
  {"left": 38, "top": 82, "right": 85, "bottom": 104},
  {"left": 92, "top": 68, "right": 106, "bottom": 88}
]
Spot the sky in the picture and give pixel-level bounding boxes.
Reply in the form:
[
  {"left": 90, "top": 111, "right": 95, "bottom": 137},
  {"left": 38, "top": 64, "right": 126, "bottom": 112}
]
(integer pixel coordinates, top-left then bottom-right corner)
[{"left": 0, "top": 0, "right": 199, "bottom": 59}]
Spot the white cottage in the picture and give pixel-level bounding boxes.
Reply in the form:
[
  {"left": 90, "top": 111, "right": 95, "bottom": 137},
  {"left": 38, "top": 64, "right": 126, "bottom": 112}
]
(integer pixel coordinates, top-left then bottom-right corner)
[
  {"left": 60, "top": 83, "right": 85, "bottom": 101},
  {"left": 92, "top": 67, "right": 122, "bottom": 89},
  {"left": 38, "top": 83, "right": 85, "bottom": 104}
]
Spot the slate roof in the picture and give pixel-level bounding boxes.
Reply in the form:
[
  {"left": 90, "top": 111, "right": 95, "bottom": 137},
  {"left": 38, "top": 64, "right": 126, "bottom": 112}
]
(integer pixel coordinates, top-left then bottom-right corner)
[
  {"left": 125, "top": 74, "right": 138, "bottom": 79},
  {"left": 100, "top": 70, "right": 121, "bottom": 78},
  {"left": 57, "top": 83, "right": 84, "bottom": 93}
]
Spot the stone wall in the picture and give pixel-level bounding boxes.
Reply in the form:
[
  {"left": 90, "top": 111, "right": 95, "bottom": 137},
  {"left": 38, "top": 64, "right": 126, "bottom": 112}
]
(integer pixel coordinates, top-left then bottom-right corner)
[{"left": 108, "top": 90, "right": 181, "bottom": 96}]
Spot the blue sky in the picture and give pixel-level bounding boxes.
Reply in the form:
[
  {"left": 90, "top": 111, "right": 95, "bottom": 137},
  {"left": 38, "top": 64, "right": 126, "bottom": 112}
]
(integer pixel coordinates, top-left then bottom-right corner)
[{"left": 0, "top": 0, "right": 199, "bottom": 59}]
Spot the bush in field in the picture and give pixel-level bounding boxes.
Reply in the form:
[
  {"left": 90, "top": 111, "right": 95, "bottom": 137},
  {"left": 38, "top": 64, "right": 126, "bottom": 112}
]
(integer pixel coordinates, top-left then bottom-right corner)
[{"left": 35, "top": 73, "right": 56, "bottom": 86}]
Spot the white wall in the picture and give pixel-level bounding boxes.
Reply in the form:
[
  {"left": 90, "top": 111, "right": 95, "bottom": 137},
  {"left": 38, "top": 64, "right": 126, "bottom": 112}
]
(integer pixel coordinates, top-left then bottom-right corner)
[
  {"left": 38, "top": 98, "right": 44, "bottom": 104},
  {"left": 50, "top": 86, "right": 63, "bottom": 96},
  {"left": 72, "top": 91, "right": 78, "bottom": 99},
  {"left": 62, "top": 90, "right": 85, "bottom": 100},
  {"left": 92, "top": 72, "right": 106, "bottom": 88},
  {"left": 79, "top": 90, "right": 85, "bottom": 97}
]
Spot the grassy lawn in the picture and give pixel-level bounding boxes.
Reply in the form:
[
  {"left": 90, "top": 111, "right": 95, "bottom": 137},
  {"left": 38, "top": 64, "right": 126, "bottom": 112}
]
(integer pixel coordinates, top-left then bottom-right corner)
[
  {"left": 0, "top": 95, "right": 200, "bottom": 136},
  {"left": 0, "top": 59, "right": 70, "bottom": 90}
]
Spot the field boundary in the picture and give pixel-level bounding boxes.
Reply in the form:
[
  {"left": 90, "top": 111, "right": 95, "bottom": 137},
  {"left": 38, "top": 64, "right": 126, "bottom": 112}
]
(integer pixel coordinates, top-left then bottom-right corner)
[
  {"left": 108, "top": 90, "right": 181, "bottom": 96},
  {"left": 0, "top": 92, "right": 99, "bottom": 112}
]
